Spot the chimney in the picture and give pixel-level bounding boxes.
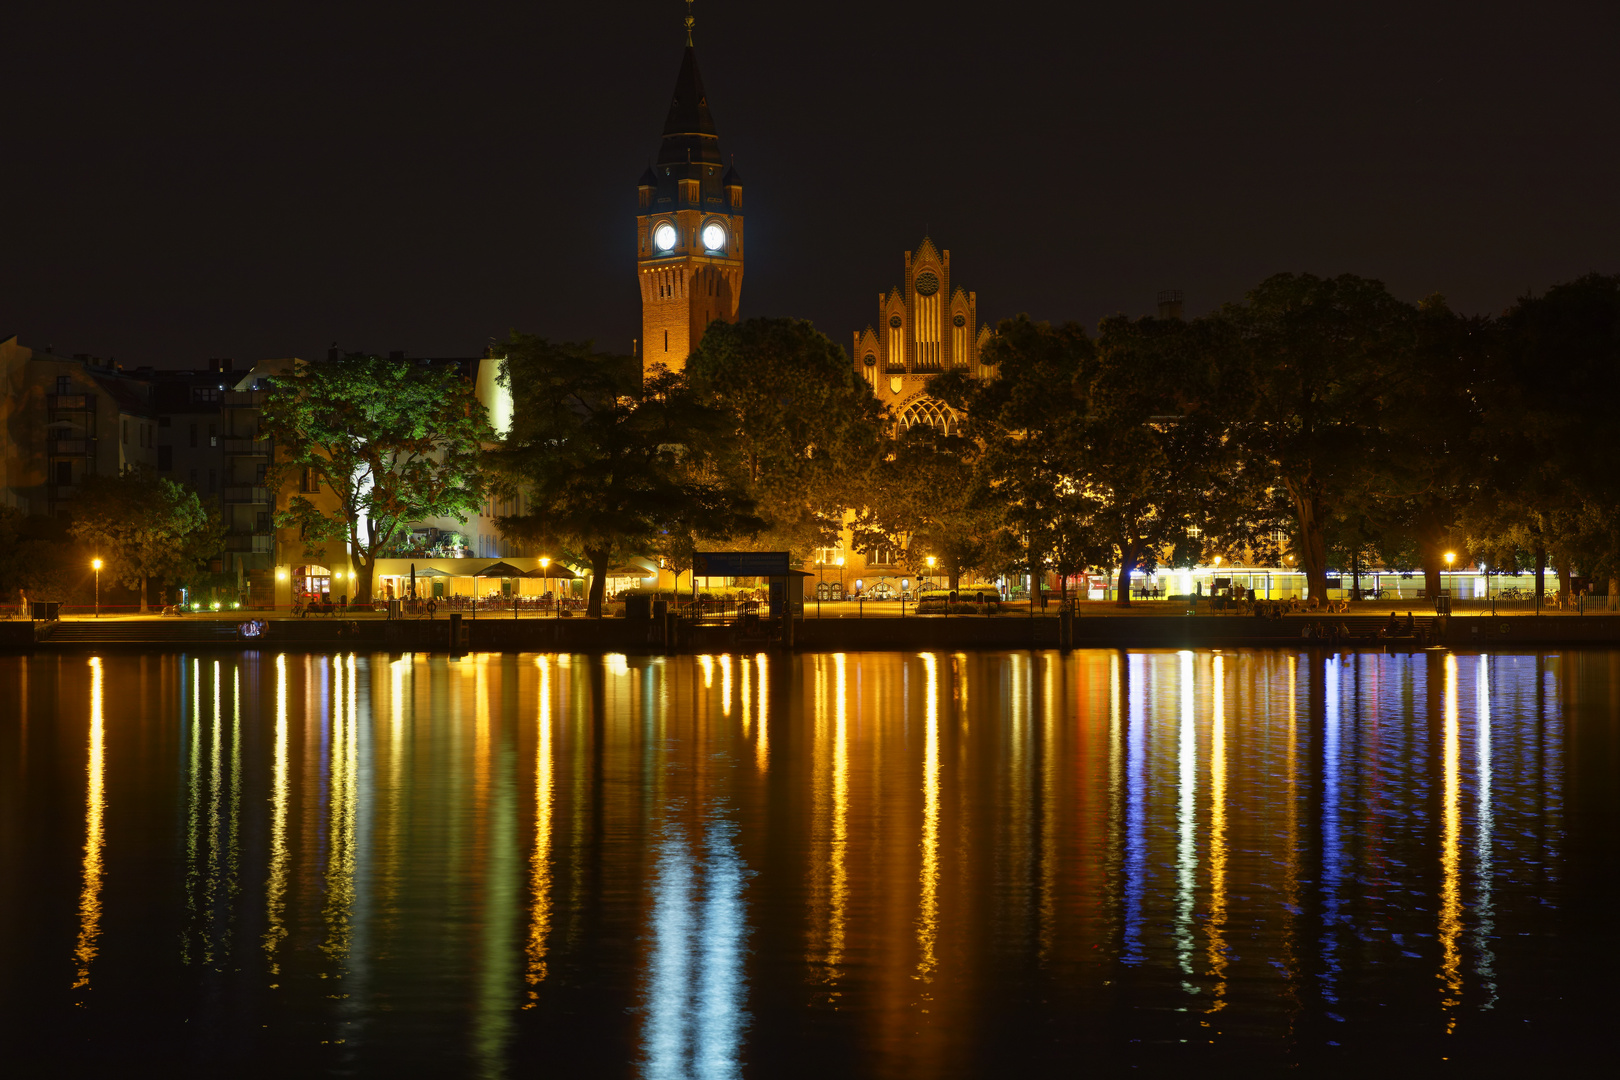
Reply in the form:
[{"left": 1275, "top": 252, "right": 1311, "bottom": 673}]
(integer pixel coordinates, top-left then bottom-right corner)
[{"left": 1157, "top": 290, "right": 1184, "bottom": 320}]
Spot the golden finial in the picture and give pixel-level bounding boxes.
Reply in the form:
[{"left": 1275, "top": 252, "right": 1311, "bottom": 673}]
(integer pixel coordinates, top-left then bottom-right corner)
[{"left": 684, "top": 0, "right": 695, "bottom": 46}]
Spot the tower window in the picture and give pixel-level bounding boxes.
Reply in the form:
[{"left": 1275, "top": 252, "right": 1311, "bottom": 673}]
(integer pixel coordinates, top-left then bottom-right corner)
[{"left": 664, "top": 331, "right": 669, "bottom": 352}]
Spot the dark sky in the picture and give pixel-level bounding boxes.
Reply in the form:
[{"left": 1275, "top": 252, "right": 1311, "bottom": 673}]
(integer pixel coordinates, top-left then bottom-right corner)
[{"left": 5, "top": 0, "right": 1617, "bottom": 367}]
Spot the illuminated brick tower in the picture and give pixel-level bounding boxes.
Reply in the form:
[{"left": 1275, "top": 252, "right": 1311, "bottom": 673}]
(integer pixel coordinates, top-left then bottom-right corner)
[{"left": 637, "top": 4, "right": 744, "bottom": 379}]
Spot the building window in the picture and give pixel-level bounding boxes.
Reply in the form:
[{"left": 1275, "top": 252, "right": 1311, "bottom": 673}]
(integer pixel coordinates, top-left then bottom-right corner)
[
  {"left": 870, "top": 546, "right": 898, "bottom": 566},
  {"left": 898, "top": 398, "right": 957, "bottom": 436},
  {"left": 813, "top": 544, "right": 843, "bottom": 565},
  {"left": 191, "top": 387, "right": 220, "bottom": 403},
  {"left": 208, "top": 424, "right": 218, "bottom": 447},
  {"left": 56, "top": 376, "right": 72, "bottom": 395},
  {"left": 189, "top": 423, "right": 198, "bottom": 448}
]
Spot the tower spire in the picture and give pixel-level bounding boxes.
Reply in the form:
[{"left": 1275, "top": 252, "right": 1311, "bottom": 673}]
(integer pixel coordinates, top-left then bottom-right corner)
[{"left": 684, "top": 0, "right": 695, "bottom": 46}]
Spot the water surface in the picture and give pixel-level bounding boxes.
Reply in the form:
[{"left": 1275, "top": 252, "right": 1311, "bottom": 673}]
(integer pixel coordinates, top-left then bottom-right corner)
[{"left": 2, "top": 648, "right": 1616, "bottom": 1075}]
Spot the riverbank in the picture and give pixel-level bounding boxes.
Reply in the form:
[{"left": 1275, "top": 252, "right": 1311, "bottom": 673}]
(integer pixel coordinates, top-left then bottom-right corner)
[{"left": 8, "top": 609, "right": 1620, "bottom": 652}]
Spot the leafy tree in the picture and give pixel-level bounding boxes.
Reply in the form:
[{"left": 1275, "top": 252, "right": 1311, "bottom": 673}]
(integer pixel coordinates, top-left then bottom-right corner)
[
  {"left": 67, "top": 472, "right": 221, "bottom": 612},
  {"left": 1219, "top": 274, "right": 1419, "bottom": 600},
  {"left": 687, "top": 318, "right": 886, "bottom": 561},
  {"left": 1, "top": 508, "right": 90, "bottom": 607},
  {"left": 932, "top": 316, "right": 1094, "bottom": 602},
  {"left": 260, "top": 354, "right": 491, "bottom": 605},
  {"left": 1478, "top": 274, "right": 1620, "bottom": 605},
  {"left": 488, "top": 336, "right": 761, "bottom": 618},
  {"left": 850, "top": 425, "right": 1004, "bottom": 592},
  {"left": 1082, "top": 313, "right": 1253, "bottom": 604}
]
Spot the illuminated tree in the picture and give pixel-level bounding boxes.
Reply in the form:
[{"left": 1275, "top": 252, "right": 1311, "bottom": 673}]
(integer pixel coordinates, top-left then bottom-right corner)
[{"left": 261, "top": 354, "right": 491, "bottom": 605}]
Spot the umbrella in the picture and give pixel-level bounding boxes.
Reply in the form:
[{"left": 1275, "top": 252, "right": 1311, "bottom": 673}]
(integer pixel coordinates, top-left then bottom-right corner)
[
  {"left": 474, "top": 561, "right": 526, "bottom": 577},
  {"left": 410, "top": 562, "right": 416, "bottom": 599},
  {"left": 522, "top": 564, "right": 579, "bottom": 580},
  {"left": 413, "top": 566, "right": 453, "bottom": 577},
  {"left": 606, "top": 564, "right": 656, "bottom": 578}
]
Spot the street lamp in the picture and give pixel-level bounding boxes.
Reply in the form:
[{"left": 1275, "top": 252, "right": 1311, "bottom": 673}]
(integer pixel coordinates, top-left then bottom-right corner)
[
  {"left": 926, "top": 556, "right": 936, "bottom": 592},
  {"left": 1445, "top": 551, "right": 1455, "bottom": 599},
  {"left": 92, "top": 558, "right": 102, "bottom": 618},
  {"left": 835, "top": 555, "right": 844, "bottom": 600}
]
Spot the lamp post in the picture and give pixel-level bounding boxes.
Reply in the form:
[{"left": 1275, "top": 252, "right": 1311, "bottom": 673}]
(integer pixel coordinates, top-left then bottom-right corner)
[
  {"left": 541, "top": 557, "right": 552, "bottom": 620},
  {"left": 835, "top": 556, "right": 844, "bottom": 601},
  {"left": 92, "top": 558, "right": 102, "bottom": 618},
  {"left": 926, "top": 556, "right": 936, "bottom": 593},
  {"left": 1445, "top": 551, "right": 1455, "bottom": 600}
]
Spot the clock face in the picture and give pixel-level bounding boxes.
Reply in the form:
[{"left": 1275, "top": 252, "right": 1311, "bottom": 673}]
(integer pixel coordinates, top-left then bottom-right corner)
[
  {"left": 701, "top": 223, "right": 726, "bottom": 251},
  {"left": 653, "top": 223, "right": 677, "bottom": 252}
]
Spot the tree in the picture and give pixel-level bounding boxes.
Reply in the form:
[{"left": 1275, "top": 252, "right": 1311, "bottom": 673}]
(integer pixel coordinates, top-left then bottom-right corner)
[
  {"left": 260, "top": 354, "right": 491, "bottom": 605},
  {"left": 488, "top": 336, "right": 762, "bottom": 618},
  {"left": 1220, "top": 274, "right": 1419, "bottom": 600},
  {"left": 67, "top": 472, "right": 221, "bottom": 612},
  {"left": 850, "top": 425, "right": 1005, "bottom": 592},
  {"left": 933, "top": 316, "right": 1095, "bottom": 603},
  {"left": 1082, "top": 313, "right": 1252, "bottom": 605},
  {"left": 687, "top": 318, "right": 886, "bottom": 561},
  {"left": 1479, "top": 274, "right": 1620, "bottom": 606}
]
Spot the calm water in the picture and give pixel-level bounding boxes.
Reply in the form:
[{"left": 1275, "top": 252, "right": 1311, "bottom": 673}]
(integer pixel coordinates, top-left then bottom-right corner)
[{"left": 2, "top": 649, "right": 1617, "bottom": 1076}]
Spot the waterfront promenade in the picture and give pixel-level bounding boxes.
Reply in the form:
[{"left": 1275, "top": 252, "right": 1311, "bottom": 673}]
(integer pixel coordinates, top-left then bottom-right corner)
[{"left": 6, "top": 600, "right": 1620, "bottom": 652}]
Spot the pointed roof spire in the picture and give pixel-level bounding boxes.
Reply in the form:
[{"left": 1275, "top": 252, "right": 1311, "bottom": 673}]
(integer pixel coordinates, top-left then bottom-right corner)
[
  {"left": 658, "top": 24, "right": 722, "bottom": 167},
  {"left": 684, "top": 0, "right": 695, "bottom": 46}
]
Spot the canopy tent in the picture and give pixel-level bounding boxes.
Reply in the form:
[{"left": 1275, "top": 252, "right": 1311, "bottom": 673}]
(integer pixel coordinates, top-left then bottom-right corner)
[
  {"left": 606, "top": 564, "right": 657, "bottom": 577},
  {"left": 473, "top": 561, "right": 526, "bottom": 577},
  {"left": 412, "top": 566, "right": 454, "bottom": 577}
]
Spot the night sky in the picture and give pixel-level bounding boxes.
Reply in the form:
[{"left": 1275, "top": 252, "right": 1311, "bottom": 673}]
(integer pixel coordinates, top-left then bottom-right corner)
[{"left": 5, "top": 0, "right": 1617, "bottom": 367}]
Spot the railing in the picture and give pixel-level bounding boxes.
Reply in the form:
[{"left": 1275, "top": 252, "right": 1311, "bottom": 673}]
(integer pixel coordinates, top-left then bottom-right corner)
[
  {"left": 222, "top": 485, "right": 271, "bottom": 504},
  {"left": 222, "top": 438, "right": 272, "bottom": 455},
  {"left": 47, "top": 393, "right": 92, "bottom": 410},
  {"left": 48, "top": 438, "right": 92, "bottom": 456},
  {"left": 223, "top": 532, "right": 274, "bottom": 553},
  {"left": 221, "top": 390, "right": 265, "bottom": 407}
]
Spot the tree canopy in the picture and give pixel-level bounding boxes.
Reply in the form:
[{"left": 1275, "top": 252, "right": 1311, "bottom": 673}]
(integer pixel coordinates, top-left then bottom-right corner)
[
  {"left": 687, "top": 317, "right": 886, "bottom": 561},
  {"left": 67, "top": 472, "right": 221, "bottom": 612},
  {"left": 488, "top": 334, "right": 762, "bottom": 617},
  {"left": 261, "top": 353, "right": 491, "bottom": 604}
]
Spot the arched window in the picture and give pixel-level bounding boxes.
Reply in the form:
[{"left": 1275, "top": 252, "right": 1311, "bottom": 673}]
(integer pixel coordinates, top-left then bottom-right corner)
[{"left": 898, "top": 398, "right": 958, "bottom": 436}]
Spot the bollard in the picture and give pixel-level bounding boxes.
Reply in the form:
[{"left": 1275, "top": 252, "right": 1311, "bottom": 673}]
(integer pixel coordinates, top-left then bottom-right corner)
[{"left": 449, "top": 611, "right": 464, "bottom": 654}]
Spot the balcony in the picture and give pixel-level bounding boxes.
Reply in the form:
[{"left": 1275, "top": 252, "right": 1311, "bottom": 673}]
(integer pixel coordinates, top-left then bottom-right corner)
[
  {"left": 223, "top": 485, "right": 271, "bottom": 504},
  {"left": 224, "top": 531, "right": 274, "bottom": 554},
  {"left": 222, "top": 390, "right": 266, "bottom": 407},
  {"left": 48, "top": 438, "right": 93, "bottom": 456},
  {"left": 223, "top": 438, "right": 272, "bottom": 456},
  {"left": 48, "top": 394, "right": 93, "bottom": 411}
]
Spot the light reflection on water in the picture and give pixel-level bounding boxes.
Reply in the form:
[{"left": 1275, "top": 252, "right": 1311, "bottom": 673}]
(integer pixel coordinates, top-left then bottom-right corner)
[{"left": 0, "top": 648, "right": 1612, "bottom": 1075}]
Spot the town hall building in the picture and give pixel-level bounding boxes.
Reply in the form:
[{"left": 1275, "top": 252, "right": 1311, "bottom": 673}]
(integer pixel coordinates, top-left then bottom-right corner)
[{"left": 851, "top": 237, "right": 995, "bottom": 436}]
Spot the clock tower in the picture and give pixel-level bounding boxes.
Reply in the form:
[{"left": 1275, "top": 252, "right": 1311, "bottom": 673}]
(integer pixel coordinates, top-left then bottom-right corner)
[{"left": 637, "top": 9, "right": 743, "bottom": 379}]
